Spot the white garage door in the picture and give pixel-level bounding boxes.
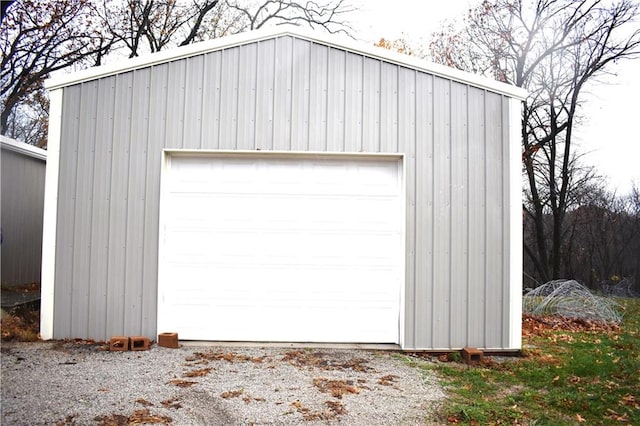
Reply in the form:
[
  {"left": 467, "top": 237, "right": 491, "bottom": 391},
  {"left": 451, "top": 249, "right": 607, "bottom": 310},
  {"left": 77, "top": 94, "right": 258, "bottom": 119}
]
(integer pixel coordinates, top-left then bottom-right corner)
[{"left": 158, "top": 154, "right": 403, "bottom": 343}]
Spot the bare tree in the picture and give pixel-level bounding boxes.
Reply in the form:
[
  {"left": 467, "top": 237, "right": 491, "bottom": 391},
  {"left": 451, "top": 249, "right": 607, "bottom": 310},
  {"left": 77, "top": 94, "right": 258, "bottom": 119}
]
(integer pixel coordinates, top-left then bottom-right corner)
[
  {"left": 2, "top": 0, "right": 356, "bottom": 146},
  {"left": 92, "top": 0, "right": 224, "bottom": 58},
  {"left": 224, "top": 0, "right": 355, "bottom": 34},
  {"left": 0, "top": 0, "right": 111, "bottom": 146},
  {"left": 429, "top": 0, "right": 640, "bottom": 283}
]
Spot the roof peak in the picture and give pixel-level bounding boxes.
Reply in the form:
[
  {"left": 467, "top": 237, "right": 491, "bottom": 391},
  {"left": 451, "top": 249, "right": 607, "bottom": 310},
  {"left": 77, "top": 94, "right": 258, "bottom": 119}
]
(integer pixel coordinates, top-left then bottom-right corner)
[{"left": 45, "top": 25, "right": 526, "bottom": 100}]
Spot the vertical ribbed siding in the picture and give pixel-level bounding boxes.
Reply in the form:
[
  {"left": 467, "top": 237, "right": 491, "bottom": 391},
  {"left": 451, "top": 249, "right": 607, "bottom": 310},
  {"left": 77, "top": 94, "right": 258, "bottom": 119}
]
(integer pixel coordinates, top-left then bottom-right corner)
[
  {"left": 414, "top": 71, "right": 434, "bottom": 346},
  {"left": 53, "top": 35, "right": 515, "bottom": 349},
  {"left": 0, "top": 145, "right": 46, "bottom": 287},
  {"left": 467, "top": 87, "right": 488, "bottom": 348},
  {"left": 449, "top": 82, "right": 469, "bottom": 347}
]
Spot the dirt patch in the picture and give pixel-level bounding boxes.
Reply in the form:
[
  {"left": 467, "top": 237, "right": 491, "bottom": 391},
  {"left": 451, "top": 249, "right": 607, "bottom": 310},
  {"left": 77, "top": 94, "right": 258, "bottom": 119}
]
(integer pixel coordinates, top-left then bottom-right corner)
[
  {"left": 282, "top": 350, "right": 374, "bottom": 372},
  {"left": 188, "top": 351, "right": 265, "bottom": 363}
]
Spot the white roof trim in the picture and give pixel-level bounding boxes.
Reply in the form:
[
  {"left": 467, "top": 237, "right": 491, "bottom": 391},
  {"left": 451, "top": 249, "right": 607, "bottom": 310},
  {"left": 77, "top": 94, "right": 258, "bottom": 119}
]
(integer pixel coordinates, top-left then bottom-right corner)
[
  {"left": 45, "top": 25, "right": 527, "bottom": 100},
  {"left": 0, "top": 135, "right": 47, "bottom": 161}
]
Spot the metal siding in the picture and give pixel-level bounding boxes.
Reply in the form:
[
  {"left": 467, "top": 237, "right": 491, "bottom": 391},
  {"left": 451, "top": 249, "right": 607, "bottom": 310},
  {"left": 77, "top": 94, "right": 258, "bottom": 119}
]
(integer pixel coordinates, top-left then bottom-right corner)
[
  {"left": 308, "top": 43, "right": 328, "bottom": 151},
  {"left": 219, "top": 48, "right": 240, "bottom": 149},
  {"left": 255, "top": 40, "right": 276, "bottom": 150},
  {"left": 237, "top": 43, "right": 258, "bottom": 150},
  {"left": 123, "top": 68, "right": 151, "bottom": 335},
  {"left": 291, "top": 39, "right": 311, "bottom": 151},
  {"left": 485, "top": 92, "right": 505, "bottom": 347},
  {"left": 431, "top": 77, "right": 451, "bottom": 349},
  {"left": 0, "top": 146, "right": 46, "bottom": 286},
  {"left": 183, "top": 55, "right": 204, "bottom": 149},
  {"left": 467, "top": 87, "right": 487, "bottom": 347},
  {"left": 449, "top": 82, "right": 469, "bottom": 347},
  {"left": 397, "top": 68, "right": 417, "bottom": 348},
  {"left": 141, "top": 64, "right": 169, "bottom": 337},
  {"left": 52, "top": 35, "right": 516, "bottom": 348},
  {"left": 361, "top": 58, "right": 381, "bottom": 152},
  {"left": 326, "top": 48, "right": 346, "bottom": 151},
  {"left": 502, "top": 98, "right": 513, "bottom": 346},
  {"left": 164, "top": 60, "right": 186, "bottom": 148},
  {"left": 70, "top": 81, "right": 98, "bottom": 338},
  {"left": 344, "top": 53, "right": 363, "bottom": 152},
  {"left": 413, "top": 72, "right": 434, "bottom": 348},
  {"left": 273, "top": 37, "right": 294, "bottom": 150},
  {"left": 88, "top": 77, "right": 116, "bottom": 338},
  {"left": 202, "top": 51, "right": 222, "bottom": 149},
  {"left": 380, "top": 63, "right": 398, "bottom": 153},
  {"left": 107, "top": 72, "right": 134, "bottom": 335},
  {"left": 54, "top": 87, "right": 81, "bottom": 336}
]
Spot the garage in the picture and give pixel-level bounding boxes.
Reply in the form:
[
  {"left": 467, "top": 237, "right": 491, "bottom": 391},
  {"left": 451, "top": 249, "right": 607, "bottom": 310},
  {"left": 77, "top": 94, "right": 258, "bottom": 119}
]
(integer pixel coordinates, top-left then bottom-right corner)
[
  {"left": 158, "top": 153, "right": 404, "bottom": 343},
  {"left": 42, "top": 26, "right": 525, "bottom": 349}
]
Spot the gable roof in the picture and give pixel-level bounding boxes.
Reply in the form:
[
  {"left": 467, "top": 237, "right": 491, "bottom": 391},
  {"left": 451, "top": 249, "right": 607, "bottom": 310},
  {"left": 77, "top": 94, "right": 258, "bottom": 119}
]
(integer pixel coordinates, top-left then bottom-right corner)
[{"left": 45, "top": 25, "right": 527, "bottom": 100}]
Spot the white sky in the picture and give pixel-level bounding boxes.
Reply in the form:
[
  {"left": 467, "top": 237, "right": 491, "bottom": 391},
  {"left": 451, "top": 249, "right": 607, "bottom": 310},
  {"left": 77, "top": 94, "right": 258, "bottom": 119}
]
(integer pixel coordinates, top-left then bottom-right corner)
[{"left": 349, "top": 0, "right": 640, "bottom": 195}]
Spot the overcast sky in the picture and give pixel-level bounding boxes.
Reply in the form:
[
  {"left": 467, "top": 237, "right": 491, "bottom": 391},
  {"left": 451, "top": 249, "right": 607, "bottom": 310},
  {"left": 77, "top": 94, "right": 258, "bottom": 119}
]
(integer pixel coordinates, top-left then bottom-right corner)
[{"left": 349, "top": 0, "right": 640, "bottom": 195}]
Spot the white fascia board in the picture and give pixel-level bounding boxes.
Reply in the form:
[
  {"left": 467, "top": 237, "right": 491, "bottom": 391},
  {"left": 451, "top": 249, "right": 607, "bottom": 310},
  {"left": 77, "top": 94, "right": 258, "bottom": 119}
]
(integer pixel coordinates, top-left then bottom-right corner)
[
  {"left": 508, "top": 97, "right": 523, "bottom": 350},
  {"left": 0, "top": 135, "right": 47, "bottom": 161},
  {"left": 39, "top": 88, "right": 63, "bottom": 340},
  {"left": 45, "top": 26, "right": 527, "bottom": 101}
]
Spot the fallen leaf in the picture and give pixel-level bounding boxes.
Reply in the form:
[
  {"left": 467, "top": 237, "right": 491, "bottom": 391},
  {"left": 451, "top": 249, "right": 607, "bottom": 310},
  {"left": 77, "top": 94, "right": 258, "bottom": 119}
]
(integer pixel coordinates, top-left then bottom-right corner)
[
  {"left": 135, "top": 398, "right": 154, "bottom": 407},
  {"left": 621, "top": 394, "right": 640, "bottom": 409},
  {"left": 378, "top": 374, "right": 399, "bottom": 386},
  {"left": 161, "top": 398, "right": 182, "bottom": 410},
  {"left": 183, "top": 367, "right": 212, "bottom": 377},
  {"left": 169, "top": 379, "right": 197, "bottom": 388},
  {"left": 221, "top": 389, "right": 244, "bottom": 399},
  {"left": 313, "top": 378, "right": 360, "bottom": 399}
]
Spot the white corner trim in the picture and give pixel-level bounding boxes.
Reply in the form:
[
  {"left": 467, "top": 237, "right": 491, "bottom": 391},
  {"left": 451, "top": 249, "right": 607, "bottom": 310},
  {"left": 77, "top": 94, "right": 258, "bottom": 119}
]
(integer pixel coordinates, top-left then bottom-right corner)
[
  {"left": 0, "top": 135, "right": 47, "bottom": 161},
  {"left": 398, "top": 155, "right": 407, "bottom": 350},
  {"left": 508, "top": 97, "right": 523, "bottom": 349},
  {"left": 45, "top": 26, "right": 527, "bottom": 101},
  {"left": 156, "top": 151, "right": 172, "bottom": 334},
  {"left": 39, "top": 88, "right": 63, "bottom": 340}
]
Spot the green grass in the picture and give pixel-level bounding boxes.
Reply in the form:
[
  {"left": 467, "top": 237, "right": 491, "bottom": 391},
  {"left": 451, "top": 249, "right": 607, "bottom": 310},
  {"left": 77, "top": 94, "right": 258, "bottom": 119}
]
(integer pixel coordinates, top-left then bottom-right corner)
[{"left": 426, "top": 298, "right": 640, "bottom": 425}]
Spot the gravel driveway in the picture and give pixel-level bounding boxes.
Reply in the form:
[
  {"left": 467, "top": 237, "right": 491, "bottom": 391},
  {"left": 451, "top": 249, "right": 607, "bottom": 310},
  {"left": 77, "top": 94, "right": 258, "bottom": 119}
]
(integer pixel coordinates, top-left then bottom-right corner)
[{"left": 1, "top": 341, "right": 445, "bottom": 425}]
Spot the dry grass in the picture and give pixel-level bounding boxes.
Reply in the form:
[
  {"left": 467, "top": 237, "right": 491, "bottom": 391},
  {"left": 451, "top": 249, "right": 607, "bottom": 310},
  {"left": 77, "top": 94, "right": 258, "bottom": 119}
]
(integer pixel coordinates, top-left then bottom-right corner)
[{"left": 1, "top": 304, "right": 40, "bottom": 341}]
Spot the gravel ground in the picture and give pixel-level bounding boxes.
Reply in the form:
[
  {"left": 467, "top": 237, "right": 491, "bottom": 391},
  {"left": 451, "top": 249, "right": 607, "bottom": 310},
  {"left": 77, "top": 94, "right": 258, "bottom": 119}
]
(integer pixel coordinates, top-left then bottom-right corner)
[{"left": 1, "top": 341, "right": 446, "bottom": 425}]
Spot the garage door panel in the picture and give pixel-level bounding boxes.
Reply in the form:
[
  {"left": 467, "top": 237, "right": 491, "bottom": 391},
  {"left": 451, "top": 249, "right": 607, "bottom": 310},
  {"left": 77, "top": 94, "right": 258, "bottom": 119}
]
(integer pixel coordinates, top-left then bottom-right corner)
[{"left": 159, "top": 155, "right": 403, "bottom": 343}]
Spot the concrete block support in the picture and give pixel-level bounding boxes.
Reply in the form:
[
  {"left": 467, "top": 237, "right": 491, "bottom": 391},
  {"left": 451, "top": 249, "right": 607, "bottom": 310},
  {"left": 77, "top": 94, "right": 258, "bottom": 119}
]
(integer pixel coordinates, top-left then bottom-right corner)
[
  {"left": 130, "top": 336, "right": 151, "bottom": 351},
  {"left": 110, "top": 336, "right": 129, "bottom": 351},
  {"left": 461, "top": 347, "right": 484, "bottom": 364},
  {"left": 158, "top": 332, "right": 179, "bottom": 348}
]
